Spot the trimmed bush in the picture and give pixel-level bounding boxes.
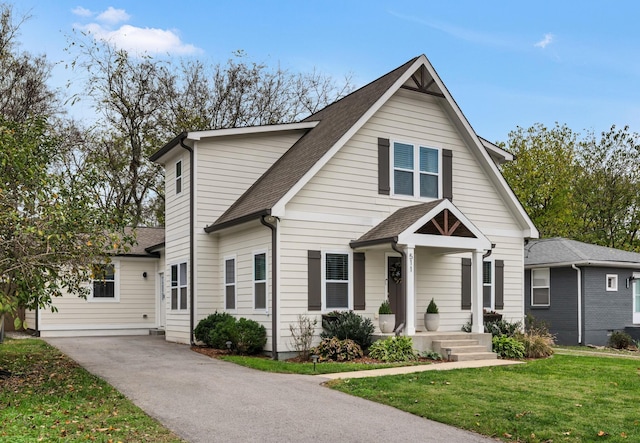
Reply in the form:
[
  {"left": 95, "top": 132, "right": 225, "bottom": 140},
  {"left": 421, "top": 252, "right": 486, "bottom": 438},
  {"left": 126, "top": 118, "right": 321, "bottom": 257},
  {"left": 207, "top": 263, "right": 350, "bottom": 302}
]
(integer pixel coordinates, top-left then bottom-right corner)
[
  {"left": 609, "top": 331, "right": 633, "bottom": 349},
  {"left": 313, "top": 337, "right": 363, "bottom": 362},
  {"left": 320, "top": 311, "right": 375, "bottom": 350},
  {"left": 485, "top": 319, "right": 522, "bottom": 338},
  {"left": 194, "top": 311, "right": 234, "bottom": 346},
  {"left": 368, "top": 336, "right": 418, "bottom": 362},
  {"left": 234, "top": 318, "right": 267, "bottom": 355},
  {"left": 492, "top": 335, "right": 525, "bottom": 359},
  {"left": 208, "top": 316, "right": 238, "bottom": 349}
]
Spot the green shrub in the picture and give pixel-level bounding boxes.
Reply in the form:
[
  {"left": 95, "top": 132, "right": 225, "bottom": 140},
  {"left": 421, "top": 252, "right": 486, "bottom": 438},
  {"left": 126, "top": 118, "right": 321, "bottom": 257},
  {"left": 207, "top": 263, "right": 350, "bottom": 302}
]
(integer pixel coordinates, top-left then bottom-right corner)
[
  {"left": 320, "top": 311, "right": 374, "bottom": 349},
  {"left": 492, "top": 335, "right": 525, "bottom": 359},
  {"left": 609, "top": 331, "right": 633, "bottom": 349},
  {"left": 208, "top": 316, "right": 238, "bottom": 349},
  {"left": 378, "top": 299, "right": 393, "bottom": 314},
  {"left": 423, "top": 350, "right": 443, "bottom": 361},
  {"left": 486, "top": 319, "right": 522, "bottom": 338},
  {"left": 368, "top": 336, "right": 418, "bottom": 362},
  {"left": 234, "top": 318, "right": 267, "bottom": 355},
  {"left": 194, "top": 311, "right": 234, "bottom": 346},
  {"left": 312, "top": 337, "right": 363, "bottom": 362},
  {"left": 518, "top": 332, "right": 554, "bottom": 358}
]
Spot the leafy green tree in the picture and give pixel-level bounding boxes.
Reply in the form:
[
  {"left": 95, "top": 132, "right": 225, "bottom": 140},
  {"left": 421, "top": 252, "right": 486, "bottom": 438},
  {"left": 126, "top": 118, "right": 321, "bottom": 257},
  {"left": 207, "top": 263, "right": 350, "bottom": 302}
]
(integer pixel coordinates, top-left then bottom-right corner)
[{"left": 501, "top": 123, "right": 579, "bottom": 238}]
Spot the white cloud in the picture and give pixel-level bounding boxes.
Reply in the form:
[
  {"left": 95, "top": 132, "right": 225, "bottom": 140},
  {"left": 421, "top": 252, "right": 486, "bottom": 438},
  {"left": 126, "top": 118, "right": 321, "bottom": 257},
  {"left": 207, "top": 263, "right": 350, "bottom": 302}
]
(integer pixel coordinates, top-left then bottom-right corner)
[
  {"left": 71, "top": 6, "right": 92, "bottom": 17},
  {"left": 74, "top": 6, "right": 201, "bottom": 56},
  {"left": 96, "top": 7, "right": 130, "bottom": 25},
  {"left": 535, "top": 33, "right": 554, "bottom": 49}
]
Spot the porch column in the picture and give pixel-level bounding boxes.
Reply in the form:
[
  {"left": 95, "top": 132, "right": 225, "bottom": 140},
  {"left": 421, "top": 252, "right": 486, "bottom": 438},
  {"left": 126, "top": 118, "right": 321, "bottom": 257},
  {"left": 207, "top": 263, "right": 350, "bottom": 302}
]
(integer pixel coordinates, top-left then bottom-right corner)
[
  {"left": 471, "top": 250, "right": 484, "bottom": 333},
  {"left": 404, "top": 245, "right": 416, "bottom": 335}
]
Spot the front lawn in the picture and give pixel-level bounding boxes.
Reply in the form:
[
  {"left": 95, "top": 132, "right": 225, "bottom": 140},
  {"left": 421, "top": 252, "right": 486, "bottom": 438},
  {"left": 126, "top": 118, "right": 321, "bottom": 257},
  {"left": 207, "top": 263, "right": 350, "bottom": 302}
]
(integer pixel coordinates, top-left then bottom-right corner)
[
  {"left": 0, "top": 338, "right": 185, "bottom": 443},
  {"left": 328, "top": 354, "right": 640, "bottom": 442}
]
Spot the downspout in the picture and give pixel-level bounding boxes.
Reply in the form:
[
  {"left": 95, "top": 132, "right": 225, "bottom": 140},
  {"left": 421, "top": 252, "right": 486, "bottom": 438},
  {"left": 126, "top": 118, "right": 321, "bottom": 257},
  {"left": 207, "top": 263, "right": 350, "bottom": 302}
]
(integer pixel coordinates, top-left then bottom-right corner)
[
  {"left": 260, "top": 215, "right": 278, "bottom": 359},
  {"left": 391, "top": 239, "right": 406, "bottom": 333},
  {"left": 179, "top": 136, "right": 196, "bottom": 345},
  {"left": 572, "top": 264, "right": 582, "bottom": 344}
]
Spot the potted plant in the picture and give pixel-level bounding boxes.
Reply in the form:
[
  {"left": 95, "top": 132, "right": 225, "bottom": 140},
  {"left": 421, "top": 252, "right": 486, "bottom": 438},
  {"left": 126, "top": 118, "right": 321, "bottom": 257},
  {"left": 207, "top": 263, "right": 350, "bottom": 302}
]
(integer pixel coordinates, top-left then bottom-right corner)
[
  {"left": 483, "top": 309, "right": 502, "bottom": 323},
  {"left": 378, "top": 299, "right": 395, "bottom": 333},
  {"left": 424, "top": 298, "right": 440, "bottom": 331}
]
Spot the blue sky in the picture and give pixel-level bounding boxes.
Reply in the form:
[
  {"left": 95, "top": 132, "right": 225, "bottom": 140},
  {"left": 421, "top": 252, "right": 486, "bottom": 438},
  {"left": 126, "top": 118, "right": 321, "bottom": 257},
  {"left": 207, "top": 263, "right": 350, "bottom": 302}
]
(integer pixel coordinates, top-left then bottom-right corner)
[{"left": 15, "top": 1, "right": 640, "bottom": 143}]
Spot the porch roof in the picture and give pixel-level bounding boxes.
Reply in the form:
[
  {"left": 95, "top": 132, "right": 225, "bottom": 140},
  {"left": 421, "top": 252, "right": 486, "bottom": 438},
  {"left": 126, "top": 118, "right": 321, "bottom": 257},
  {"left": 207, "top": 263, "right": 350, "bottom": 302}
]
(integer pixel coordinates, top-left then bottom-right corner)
[{"left": 350, "top": 199, "right": 491, "bottom": 252}]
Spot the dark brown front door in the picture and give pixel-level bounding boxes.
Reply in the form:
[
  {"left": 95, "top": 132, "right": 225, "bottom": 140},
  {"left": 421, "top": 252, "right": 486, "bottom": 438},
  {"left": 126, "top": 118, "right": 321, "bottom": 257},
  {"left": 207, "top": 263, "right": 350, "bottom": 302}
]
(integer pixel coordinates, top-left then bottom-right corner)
[{"left": 387, "top": 256, "right": 404, "bottom": 330}]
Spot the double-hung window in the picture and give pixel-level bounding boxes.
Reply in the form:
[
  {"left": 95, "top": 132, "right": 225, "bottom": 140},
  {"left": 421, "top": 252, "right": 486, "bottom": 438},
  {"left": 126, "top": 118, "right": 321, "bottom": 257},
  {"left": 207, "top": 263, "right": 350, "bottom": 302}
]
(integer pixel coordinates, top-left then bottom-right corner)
[
  {"left": 254, "top": 252, "right": 267, "bottom": 310},
  {"left": 225, "top": 257, "right": 236, "bottom": 310},
  {"left": 483, "top": 261, "right": 493, "bottom": 309},
  {"left": 171, "top": 262, "right": 188, "bottom": 310},
  {"left": 175, "top": 160, "right": 182, "bottom": 194},
  {"left": 531, "top": 268, "right": 550, "bottom": 306},
  {"left": 92, "top": 263, "right": 116, "bottom": 299},
  {"left": 324, "top": 253, "right": 349, "bottom": 310},
  {"left": 393, "top": 142, "right": 440, "bottom": 199}
]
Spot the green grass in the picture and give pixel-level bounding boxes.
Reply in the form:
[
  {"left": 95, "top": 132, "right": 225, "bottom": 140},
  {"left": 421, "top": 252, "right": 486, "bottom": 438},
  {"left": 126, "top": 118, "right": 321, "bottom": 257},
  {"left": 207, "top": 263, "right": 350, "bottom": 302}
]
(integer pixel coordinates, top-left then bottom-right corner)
[
  {"left": 220, "top": 355, "right": 431, "bottom": 374},
  {"left": 328, "top": 354, "right": 640, "bottom": 442},
  {"left": 0, "top": 338, "right": 185, "bottom": 443}
]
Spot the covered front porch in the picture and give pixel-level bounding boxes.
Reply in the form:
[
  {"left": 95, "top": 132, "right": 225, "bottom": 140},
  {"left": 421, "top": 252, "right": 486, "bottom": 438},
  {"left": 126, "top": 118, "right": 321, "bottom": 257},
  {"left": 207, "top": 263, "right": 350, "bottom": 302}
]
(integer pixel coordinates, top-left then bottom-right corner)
[{"left": 351, "top": 199, "right": 493, "bottom": 337}]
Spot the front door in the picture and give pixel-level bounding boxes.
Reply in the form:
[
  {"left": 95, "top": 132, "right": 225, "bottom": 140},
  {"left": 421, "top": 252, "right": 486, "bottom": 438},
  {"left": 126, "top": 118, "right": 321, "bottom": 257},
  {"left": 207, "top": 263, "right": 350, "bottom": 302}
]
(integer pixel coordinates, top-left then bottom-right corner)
[
  {"left": 158, "top": 272, "right": 166, "bottom": 329},
  {"left": 387, "top": 256, "right": 404, "bottom": 329},
  {"left": 634, "top": 276, "right": 640, "bottom": 324}
]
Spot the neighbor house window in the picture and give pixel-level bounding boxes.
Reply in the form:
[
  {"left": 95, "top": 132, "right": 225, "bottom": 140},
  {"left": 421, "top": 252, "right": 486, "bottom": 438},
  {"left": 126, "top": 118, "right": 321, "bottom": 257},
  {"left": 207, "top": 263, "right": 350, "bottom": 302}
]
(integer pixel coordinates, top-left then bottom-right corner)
[
  {"left": 254, "top": 252, "right": 267, "bottom": 310},
  {"left": 225, "top": 257, "right": 236, "bottom": 310},
  {"left": 324, "top": 253, "right": 349, "bottom": 310},
  {"left": 483, "top": 261, "right": 493, "bottom": 309},
  {"left": 92, "top": 263, "right": 115, "bottom": 299},
  {"left": 531, "top": 268, "right": 550, "bottom": 306},
  {"left": 606, "top": 274, "right": 618, "bottom": 292},
  {"left": 175, "top": 160, "right": 182, "bottom": 194},
  {"left": 393, "top": 142, "right": 439, "bottom": 199},
  {"left": 171, "top": 262, "right": 188, "bottom": 310}
]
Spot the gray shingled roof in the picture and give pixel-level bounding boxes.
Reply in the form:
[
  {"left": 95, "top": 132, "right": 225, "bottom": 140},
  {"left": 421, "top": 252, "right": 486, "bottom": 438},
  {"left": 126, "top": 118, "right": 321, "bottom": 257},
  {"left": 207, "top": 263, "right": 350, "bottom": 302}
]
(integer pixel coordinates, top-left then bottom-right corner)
[
  {"left": 119, "top": 227, "right": 165, "bottom": 256},
  {"left": 350, "top": 200, "right": 443, "bottom": 247},
  {"left": 209, "top": 56, "right": 420, "bottom": 230},
  {"left": 525, "top": 238, "right": 640, "bottom": 266}
]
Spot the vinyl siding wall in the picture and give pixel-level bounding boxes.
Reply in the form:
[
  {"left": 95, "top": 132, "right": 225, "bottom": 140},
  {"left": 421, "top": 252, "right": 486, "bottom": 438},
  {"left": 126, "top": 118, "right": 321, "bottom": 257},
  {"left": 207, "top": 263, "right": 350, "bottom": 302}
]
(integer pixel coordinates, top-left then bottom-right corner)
[
  {"left": 36, "top": 257, "right": 159, "bottom": 337},
  {"left": 279, "top": 88, "right": 527, "bottom": 338}
]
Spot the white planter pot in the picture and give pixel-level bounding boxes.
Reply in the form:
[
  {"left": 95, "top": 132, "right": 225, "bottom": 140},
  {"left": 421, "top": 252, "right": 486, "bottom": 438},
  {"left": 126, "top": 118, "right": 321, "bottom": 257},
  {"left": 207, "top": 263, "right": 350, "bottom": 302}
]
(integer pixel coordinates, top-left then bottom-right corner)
[
  {"left": 379, "top": 314, "right": 396, "bottom": 333},
  {"left": 425, "top": 313, "right": 440, "bottom": 331}
]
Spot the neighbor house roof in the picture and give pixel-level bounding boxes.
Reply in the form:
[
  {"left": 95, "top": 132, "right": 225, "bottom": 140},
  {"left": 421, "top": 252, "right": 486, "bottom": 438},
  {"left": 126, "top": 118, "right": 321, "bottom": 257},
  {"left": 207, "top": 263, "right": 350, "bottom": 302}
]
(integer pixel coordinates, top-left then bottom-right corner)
[
  {"left": 525, "top": 238, "right": 640, "bottom": 268},
  {"left": 116, "top": 227, "right": 165, "bottom": 257}
]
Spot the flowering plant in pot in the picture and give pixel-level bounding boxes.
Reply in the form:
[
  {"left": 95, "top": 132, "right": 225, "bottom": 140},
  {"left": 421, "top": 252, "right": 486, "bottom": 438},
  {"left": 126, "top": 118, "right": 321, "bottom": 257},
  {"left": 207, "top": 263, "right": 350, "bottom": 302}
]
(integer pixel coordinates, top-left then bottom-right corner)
[
  {"left": 378, "top": 299, "right": 396, "bottom": 333},
  {"left": 424, "top": 298, "right": 440, "bottom": 331}
]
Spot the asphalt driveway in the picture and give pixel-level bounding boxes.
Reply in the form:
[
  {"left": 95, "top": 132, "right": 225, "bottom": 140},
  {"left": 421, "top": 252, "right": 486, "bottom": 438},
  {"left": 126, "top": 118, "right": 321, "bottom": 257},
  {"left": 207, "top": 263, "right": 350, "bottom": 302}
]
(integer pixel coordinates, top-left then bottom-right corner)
[{"left": 45, "top": 335, "right": 493, "bottom": 443}]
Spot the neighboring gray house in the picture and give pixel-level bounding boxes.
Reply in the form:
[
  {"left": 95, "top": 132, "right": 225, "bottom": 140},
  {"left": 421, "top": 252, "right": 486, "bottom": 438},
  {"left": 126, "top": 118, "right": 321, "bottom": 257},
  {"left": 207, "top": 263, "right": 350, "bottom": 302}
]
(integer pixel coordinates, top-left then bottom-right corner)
[{"left": 524, "top": 237, "right": 640, "bottom": 346}]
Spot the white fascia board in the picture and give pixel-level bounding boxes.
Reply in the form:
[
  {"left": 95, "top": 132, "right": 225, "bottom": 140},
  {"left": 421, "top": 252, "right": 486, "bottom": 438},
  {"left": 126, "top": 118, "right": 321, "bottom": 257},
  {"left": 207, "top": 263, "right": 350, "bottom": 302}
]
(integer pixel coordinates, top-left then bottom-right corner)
[
  {"left": 479, "top": 137, "right": 513, "bottom": 163},
  {"left": 525, "top": 261, "right": 640, "bottom": 269},
  {"left": 186, "top": 121, "right": 319, "bottom": 141},
  {"left": 271, "top": 57, "right": 429, "bottom": 217},
  {"left": 398, "top": 233, "right": 491, "bottom": 251}
]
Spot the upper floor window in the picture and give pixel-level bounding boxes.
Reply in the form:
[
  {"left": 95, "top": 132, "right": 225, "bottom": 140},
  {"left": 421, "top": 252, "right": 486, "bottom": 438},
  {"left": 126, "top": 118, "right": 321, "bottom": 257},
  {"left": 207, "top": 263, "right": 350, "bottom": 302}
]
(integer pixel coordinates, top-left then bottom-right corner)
[
  {"left": 175, "top": 160, "right": 182, "bottom": 194},
  {"left": 531, "top": 268, "right": 550, "bottom": 307},
  {"left": 91, "top": 263, "right": 116, "bottom": 299},
  {"left": 393, "top": 142, "right": 440, "bottom": 199}
]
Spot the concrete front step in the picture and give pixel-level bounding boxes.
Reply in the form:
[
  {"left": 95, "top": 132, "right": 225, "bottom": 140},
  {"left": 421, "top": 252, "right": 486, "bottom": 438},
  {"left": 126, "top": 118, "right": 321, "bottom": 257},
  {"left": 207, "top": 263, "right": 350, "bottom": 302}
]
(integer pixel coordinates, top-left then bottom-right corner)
[
  {"left": 448, "top": 345, "right": 488, "bottom": 354},
  {"left": 432, "top": 339, "right": 479, "bottom": 348},
  {"left": 452, "top": 352, "right": 497, "bottom": 362}
]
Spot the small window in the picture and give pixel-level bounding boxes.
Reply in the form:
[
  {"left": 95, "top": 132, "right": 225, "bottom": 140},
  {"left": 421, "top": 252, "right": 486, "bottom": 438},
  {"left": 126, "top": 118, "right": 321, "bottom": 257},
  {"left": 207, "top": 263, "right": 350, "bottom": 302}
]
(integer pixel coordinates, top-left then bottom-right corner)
[
  {"left": 392, "top": 142, "right": 440, "bottom": 199},
  {"left": 483, "top": 261, "right": 493, "bottom": 309},
  {"left": 92, "top": 264, "right": 115, "bottom": 299},
  {"left": 171, "top": 262, "right": 188, "bottom": 310},
  {"left": 176, "top": 160, "right": 182, "bottom": 194},
  {"left": 325, "top": 253, "right": 349, "bottom": 310},
  {"left": 225, "top": 257, "right": 236, "bottom": 310},
  {"left": 254, "top": 252, "right": 267, "bottom": 310},
  {"left": 606, "top": 274, "right": 618, "bottom": 292},
  {"left": 531, "top": 268, "right": 550, "bottom": 306}
]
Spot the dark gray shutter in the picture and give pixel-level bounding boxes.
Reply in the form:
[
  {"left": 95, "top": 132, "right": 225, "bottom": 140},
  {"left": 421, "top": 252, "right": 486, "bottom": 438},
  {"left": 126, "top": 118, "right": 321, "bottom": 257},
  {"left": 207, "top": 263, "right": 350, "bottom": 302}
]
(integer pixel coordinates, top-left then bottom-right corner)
[
  {"left": 495, "top": 260, "right": 504, "bottom": 310},
  {"left": 461, "top": 258, "right": 471, "bottom": 310},
  {"left": 308, "top": 250, "right": 322, "bottom": 311},
  {"left": 378, "top": 138, "right": 390, "bottom": 195},
  {"left": 353, "top": 253, "right": 365, "bottom": 310},
  {"left": 443, "top": 149, "right": 453, "bottom": 201}
]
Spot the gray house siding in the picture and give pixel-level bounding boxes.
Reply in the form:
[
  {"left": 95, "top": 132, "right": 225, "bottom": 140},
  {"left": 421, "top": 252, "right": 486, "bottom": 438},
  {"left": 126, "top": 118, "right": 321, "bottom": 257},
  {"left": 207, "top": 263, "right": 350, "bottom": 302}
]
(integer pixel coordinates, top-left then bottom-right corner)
[
  {"left": 525, "top": 267, "right": 579, "bottom": 345},
  {"left": 582, "top": 267, "right": 634, "bottom": 346}
]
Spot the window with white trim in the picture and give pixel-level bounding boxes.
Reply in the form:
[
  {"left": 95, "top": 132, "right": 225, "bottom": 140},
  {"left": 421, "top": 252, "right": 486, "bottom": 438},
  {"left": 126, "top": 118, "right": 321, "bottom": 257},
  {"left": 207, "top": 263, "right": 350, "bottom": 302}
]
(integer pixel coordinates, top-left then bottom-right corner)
[
  {"left": 483, "top": 261, "right": 493, "bottom": 309},
  {"left": 324, "top": 253, "right": 350, "bottom": 310},
  {"left": 225, "top": 257, "right": 236, "bottom": 310},
  {"left": 254, "top": 252, "right": 267, "bottom": 310},
  {"left": 531, "top": 268, "right": 550, "bottom": 306},
  {"left": 171, "top": 262, "right": 188, "bottom": 310},
  {"left": 606, "top": 274, "right": 618, "bottom": 292},
  {"left": 393, "top": 142, "right": 440, "bottom": 199},
  {"left": 175, "top": 160, "right": 182, "bottom": 195},
  {"left": 91, "top": 263, "right": 116, "bottom": 299}
]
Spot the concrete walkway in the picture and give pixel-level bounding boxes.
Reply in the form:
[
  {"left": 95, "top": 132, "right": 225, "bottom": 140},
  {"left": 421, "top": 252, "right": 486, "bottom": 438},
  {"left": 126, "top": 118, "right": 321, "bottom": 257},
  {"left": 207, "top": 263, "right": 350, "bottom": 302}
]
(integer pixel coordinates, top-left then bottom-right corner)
[{"left": 45, "top": 335, "right": 497, "bottom": 443}]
